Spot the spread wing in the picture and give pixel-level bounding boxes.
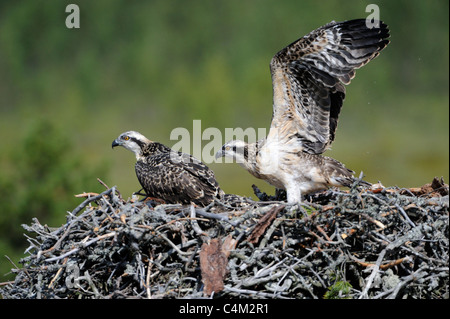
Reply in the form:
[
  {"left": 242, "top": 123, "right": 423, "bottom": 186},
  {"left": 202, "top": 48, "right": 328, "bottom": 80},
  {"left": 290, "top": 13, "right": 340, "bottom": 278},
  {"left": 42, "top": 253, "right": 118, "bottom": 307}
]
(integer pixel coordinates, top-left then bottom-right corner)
[
  {"left": 268, "top": 19, "right": 389, "bottom": 155},
  {"left": 135, "top": 152, "right": 223, "bottom": 206}
]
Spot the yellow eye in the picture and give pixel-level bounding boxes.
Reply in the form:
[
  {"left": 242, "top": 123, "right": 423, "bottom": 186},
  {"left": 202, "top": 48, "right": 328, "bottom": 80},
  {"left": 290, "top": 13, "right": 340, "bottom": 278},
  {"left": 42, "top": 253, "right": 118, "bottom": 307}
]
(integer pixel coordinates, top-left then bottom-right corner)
[
  {"left": 123, "top": 136, "right": 130, "bottom": 141},
  {"left": 225, "top": 146, "right": 231, "bottom": 151}
]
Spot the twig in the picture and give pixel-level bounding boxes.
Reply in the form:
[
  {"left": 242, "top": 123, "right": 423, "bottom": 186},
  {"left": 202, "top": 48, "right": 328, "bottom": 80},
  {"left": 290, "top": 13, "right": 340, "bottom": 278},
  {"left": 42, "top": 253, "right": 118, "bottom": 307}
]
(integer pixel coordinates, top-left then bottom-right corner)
[
  {"left": 154, "top": 229, "right": 192, "bottom": 259},
  {"left": 395, "top": 204, "right": 416, "bottom": 228},
  {"left": 223, "top": 285, "right": 290, "bottom": 299},
  {"left": 387, "top": 266, "right": 428, "bottom": 299},
  {"left": 189, "top": 205, "right": 209, "bottom": 240},
  {"left": 350, "top": 254, "right": 411, "bottom": 270},
  {"left": 146, "top": 253, "right": 153, "bottom": 299},
  {"left": 97, "top": 178, "right": 122, "bottom": 200},
  {"left": 72, "top": 187, "right": 115, "bottom": 216},
  {"left": 44, "top": 232, "right": 116, "bottom": 262},
  {"left": 359, "top": 248, "right": 387, "bottom": 299},
  {"left": 48, "top": 257, "right": 68, "bottom": 288},
  {"left": 195, "top": 208, "right": 240, "bottom": 227}
]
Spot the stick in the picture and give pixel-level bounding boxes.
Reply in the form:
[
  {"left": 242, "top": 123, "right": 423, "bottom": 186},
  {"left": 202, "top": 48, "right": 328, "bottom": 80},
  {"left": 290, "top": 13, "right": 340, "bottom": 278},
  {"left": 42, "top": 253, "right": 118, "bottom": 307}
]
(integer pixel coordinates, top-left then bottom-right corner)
[
  {"left": 189, "top": 205, "right": 209, "bottom": 240},
  {"left": 48, "top": 257, "right": 68, "bottom": 288},
  {"left": 350, "top": 254, "right": 411, "bottom": 270},
  {"left": 72, "top": 187, "right": 115, "bottom": 216},
  {"left": 44, "top": 232, "right": 116, "bottom": 262},
  {"left": 146, "top": 253, "right": 153, "bottom": 299},
  {"left": 359, "top": 248, "right": 387, "bottom": 299},
  {"left": 195, "top": 208, "right": 240, "bottom": 227},
  {"left": 395, "top": 204, "right": 416, "bottom": 228},
  {"left": 154, "top": 229, "right": 192, "bottom": 258},
  {"left": 223, "top": 285, "right": 290, "bottom": 299}
]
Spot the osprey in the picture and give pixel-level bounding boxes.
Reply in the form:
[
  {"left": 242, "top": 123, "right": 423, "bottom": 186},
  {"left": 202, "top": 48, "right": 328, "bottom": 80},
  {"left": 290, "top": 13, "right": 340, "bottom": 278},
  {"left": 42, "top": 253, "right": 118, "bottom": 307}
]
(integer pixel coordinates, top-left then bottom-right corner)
[
  {"left": 216, "top": 19, "right": 390, "bottom": 204},
  {"left": 112, "top": 131, "right": 224, "bottom": 206}
]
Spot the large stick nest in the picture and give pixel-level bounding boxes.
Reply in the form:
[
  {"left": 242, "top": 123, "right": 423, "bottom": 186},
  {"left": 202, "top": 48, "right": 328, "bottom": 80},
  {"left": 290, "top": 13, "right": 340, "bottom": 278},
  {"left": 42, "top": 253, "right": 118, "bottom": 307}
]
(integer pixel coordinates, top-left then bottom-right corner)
[{"left": 1, "top": 178, "right": 448, "bottom": 299}]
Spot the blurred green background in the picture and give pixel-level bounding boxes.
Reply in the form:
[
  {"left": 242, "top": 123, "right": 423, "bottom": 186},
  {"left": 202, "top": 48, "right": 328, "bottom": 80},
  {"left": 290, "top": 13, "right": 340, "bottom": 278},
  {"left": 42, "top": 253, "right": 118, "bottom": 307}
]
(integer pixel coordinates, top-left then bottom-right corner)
[{"left": 0, "top": 0, "right": 448, "bottom": 281}]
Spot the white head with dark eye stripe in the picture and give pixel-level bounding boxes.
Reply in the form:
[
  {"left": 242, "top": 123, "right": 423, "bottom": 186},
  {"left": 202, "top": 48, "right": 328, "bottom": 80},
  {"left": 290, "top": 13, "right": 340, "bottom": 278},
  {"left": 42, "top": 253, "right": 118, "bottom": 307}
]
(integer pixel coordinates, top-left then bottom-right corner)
[
  {"left": 216, "top": 140, "right": 249, "bottom": 164},
  {"left": 112, "top": 131, "right": 151, "bottom": 160}
]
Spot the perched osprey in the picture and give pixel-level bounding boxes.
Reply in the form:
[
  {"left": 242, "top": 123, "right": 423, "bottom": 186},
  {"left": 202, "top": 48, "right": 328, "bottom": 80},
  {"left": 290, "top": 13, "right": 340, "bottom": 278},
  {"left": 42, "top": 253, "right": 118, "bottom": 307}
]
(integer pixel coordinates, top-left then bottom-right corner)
[
  {"left": 216, "top": 19, "right": 390, "bottom": 204},
  {"left": 112, "top": 131, "right": 224, "bottom": 206}
]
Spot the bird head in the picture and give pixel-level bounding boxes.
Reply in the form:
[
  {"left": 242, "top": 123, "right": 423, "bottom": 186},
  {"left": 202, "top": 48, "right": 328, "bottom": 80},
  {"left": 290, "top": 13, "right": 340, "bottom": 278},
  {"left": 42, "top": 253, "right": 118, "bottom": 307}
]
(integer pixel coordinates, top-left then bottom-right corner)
[
  {"left": 215, "top": 140, "right": 248, "bottom": 164},
  {"left": 112, "top": 131, "right": 151, "bottom": 160}
]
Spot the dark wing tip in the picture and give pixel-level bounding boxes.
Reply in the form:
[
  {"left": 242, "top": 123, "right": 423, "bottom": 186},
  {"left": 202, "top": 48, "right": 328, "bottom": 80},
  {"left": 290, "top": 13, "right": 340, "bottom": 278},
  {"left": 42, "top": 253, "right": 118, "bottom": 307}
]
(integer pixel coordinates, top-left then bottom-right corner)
[{"left": 338, "top": 18, "right": 390, "bottom": 49}]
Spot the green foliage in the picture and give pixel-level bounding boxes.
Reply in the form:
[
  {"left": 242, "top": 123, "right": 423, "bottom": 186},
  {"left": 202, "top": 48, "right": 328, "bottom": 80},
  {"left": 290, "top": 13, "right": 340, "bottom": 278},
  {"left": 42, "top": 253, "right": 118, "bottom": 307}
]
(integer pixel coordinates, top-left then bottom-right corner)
[
  {"left": 324, "top": 280, "right": 353, "bottom": 299},
  {"left": 0, "top": 119, "right": 108, "bottom": 279}
]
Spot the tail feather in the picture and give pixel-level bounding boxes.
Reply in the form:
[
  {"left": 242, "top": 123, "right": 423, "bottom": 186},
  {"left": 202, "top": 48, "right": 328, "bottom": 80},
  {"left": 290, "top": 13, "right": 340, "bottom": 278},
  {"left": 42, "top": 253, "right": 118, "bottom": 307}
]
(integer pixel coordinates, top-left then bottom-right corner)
[
  {"left": 334, "top": 174, "right": 371, "bottom": 189},
  {"left": 324, "top": 156, "right": 371, "bottom": 189}
]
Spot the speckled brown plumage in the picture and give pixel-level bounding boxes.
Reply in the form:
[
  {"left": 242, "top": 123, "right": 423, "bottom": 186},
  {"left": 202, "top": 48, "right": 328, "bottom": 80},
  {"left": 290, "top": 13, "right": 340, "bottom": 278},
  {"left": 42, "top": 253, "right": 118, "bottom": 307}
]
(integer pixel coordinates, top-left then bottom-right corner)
[{"left": 113, "top": 131, "right": 223, "bottom": 206}]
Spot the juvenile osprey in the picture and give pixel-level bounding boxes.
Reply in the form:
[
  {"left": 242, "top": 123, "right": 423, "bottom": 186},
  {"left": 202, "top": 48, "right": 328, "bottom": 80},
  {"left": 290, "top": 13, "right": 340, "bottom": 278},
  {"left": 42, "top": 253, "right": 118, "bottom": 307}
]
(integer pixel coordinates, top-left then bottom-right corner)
[
  {"left": 216, "top": 19, "right": 389, "bottom": 204},
  {"left": 112, "top": 131, "right": 224, "bottom": 206}
]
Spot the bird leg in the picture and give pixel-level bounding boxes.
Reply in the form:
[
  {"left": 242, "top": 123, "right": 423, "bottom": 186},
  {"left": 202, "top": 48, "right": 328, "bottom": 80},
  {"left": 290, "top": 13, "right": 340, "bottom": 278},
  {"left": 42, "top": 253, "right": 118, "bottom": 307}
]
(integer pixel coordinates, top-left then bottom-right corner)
[
  {"left": 286, "top": 184, "right": 302, "bottom": 206},
  {"left": 133, "top": 188, "right": 147, "bottom": 197},
  {"left": 133, "top": 188, "right": 166, "bottom": 205}
]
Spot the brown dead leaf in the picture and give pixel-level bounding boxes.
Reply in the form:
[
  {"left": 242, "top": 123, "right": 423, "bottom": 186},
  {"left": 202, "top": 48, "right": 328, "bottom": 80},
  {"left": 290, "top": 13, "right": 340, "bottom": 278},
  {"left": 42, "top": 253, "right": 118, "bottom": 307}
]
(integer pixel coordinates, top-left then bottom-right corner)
[{"left": 199, "top": 238, "right": 228, "bottom": 296}]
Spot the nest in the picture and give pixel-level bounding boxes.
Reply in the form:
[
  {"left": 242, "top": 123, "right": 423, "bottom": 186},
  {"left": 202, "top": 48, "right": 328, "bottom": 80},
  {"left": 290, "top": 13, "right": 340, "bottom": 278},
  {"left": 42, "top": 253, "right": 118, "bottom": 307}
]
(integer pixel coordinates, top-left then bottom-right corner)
[{"left": 1, "top": 178, "right": 448, "bottom": 299}]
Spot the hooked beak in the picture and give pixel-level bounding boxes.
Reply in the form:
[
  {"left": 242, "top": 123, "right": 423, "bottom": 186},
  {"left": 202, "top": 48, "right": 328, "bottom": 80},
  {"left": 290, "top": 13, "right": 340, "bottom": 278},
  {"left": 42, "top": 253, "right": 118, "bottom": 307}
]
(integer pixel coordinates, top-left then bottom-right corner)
[
  {"left": 215, "top": 149, "right": 224, "bottom": 159},
  {"left": 112, "top": 139, "right": 121, "bottom": 149}
]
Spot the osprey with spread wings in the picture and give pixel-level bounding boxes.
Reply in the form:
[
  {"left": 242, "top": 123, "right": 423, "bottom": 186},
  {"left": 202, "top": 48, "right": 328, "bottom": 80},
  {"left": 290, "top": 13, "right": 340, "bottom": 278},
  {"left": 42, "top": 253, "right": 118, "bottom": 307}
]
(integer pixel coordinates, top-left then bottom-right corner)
[{"left": 216, "top": 19, "right": 390, "bottom": 203}]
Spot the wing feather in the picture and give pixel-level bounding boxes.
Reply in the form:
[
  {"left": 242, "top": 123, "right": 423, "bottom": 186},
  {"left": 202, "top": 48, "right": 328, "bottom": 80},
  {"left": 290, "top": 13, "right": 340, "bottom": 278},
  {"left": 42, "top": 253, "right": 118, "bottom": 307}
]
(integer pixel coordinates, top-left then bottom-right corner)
[
  {"left": 135, "top": 151, "right": 222, "bottom": 206},
  {"left": 269, "top": 19, "right": 389, "bottom": 155}
]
